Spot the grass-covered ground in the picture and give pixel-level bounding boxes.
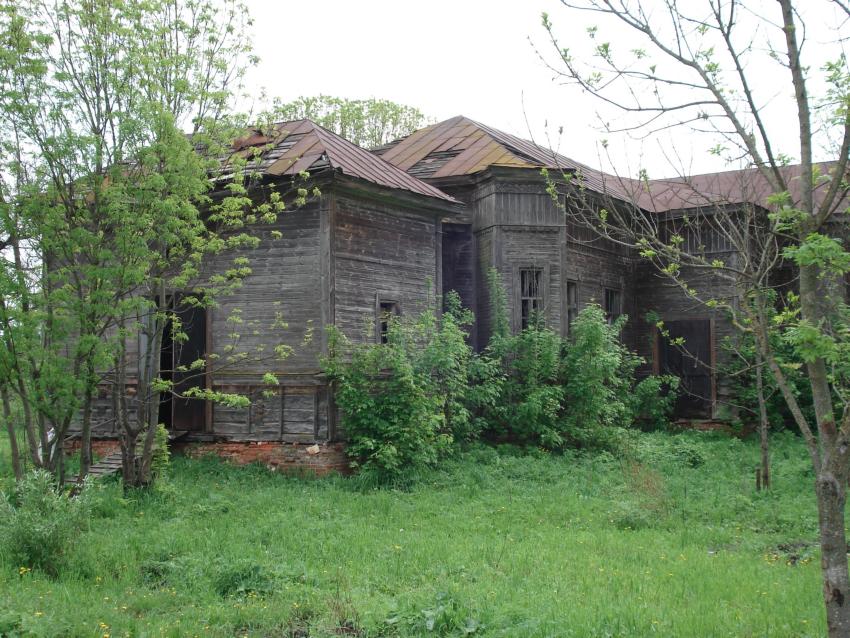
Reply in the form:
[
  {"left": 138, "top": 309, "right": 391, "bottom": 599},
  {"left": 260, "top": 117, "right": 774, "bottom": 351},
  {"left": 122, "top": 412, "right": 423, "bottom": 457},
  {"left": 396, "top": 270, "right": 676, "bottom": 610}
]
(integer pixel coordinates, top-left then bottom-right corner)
[{"left": 0, "top": 431, "right": 830, "bottom": 637}]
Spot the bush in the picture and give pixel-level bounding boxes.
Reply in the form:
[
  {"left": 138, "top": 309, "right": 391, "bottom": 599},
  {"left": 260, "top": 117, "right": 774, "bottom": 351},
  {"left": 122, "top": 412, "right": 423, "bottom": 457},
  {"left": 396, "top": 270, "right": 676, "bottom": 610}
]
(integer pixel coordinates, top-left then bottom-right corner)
[
  {"left": 0, "top": 470, "right": 91, "bottom": 576},
  {"left": 323, "top": 298, "right": 471, "bottom": 485},
  {"left": 630, "top": 374, "right": 680, "bottom": 431},
  {"left": 481, "top": 270, "right": 679, "bottom": 451},
  {"left": 719, "top": 325, "right": 814, "bottom": 433}
]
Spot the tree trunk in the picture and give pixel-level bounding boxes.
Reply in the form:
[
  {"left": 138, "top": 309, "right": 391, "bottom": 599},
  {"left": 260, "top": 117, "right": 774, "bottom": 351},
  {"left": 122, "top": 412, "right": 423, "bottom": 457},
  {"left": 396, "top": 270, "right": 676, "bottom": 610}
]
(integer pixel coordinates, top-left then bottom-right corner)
[
  {"left": 798, "top": 256, "right": 850, "bottom": 637},
  {"left": 1, "top": 386, "right": 23, "bottom": 480},
  {"left": 79, "top": 382, "right": 94, "bottom": 480},
  {"left": 754, "top": 351, "right": 770, "bottom": 489},
  {"left": 817, "top": 464, "right": 850, "bottom": 636}
]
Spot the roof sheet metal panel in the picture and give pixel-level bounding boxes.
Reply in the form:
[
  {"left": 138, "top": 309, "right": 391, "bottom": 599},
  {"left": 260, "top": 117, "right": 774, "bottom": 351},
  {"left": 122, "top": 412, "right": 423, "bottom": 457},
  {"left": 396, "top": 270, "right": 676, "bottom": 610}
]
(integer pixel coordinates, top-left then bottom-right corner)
[
  {"left": 233, "top": 119, "right": 458, "bottom": 203},
  {"left": 392, "top": 118, "right": 472, "bottom": 169},
  {"left": 377, "top": 115, "right": 631, "bottom": 200}
]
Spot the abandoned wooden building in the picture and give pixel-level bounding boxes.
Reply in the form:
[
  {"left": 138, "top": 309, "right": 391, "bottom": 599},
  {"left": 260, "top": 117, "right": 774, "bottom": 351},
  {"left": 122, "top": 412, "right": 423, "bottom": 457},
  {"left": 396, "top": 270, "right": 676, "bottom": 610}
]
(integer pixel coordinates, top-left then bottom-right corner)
[{"left": 78, "top": 115, "right": 838, "bottom": 470}]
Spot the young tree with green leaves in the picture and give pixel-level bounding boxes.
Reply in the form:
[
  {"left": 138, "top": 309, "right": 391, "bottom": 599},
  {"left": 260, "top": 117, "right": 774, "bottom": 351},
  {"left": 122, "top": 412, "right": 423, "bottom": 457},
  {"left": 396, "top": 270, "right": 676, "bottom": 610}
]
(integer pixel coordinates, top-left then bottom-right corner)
[
  {"left": 272, "top": 95, "right": 430, "bottom": 149},
  {"left": 0, "top": 0, "right": 314, "bottom": 487},
  {"left": 541, "top": 1, "right": 850, "bottom": 632}
]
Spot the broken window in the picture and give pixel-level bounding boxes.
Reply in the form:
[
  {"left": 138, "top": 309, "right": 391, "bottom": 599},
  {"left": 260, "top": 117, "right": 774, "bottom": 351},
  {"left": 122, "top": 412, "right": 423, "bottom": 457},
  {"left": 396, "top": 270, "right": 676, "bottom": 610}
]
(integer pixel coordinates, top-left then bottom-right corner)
[
  {"left": 377, "top": 299, "right": 400, "bottom": 344},
  {"left": 604, "top": 288, "right": 621, "bottom": 324},
  {"left": 566, "top": 280, "right": 578, "bottom": 333},
  {"left": 520, "top": 268, "right": 544, "bottom": 329}
]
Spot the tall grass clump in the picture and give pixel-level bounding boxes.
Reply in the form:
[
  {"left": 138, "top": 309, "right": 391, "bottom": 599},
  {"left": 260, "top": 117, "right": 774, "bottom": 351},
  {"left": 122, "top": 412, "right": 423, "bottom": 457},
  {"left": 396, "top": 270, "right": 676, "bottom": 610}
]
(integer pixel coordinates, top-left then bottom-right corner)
[{"left": 0, "top": 470, "right": 92, "bottom": 576}]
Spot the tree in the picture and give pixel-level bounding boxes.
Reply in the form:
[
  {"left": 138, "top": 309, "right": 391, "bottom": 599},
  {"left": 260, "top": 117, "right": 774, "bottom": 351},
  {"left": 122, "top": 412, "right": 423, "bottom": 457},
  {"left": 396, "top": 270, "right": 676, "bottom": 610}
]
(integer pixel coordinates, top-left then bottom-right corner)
[
  {"left": 540, "top": 1, "right": 850, "bottom": 633},
  {"left": 0, "top": 0, "right": 313, "bottom": 487},
  {"left": 272, "top": 95, "right": 430, "bottom": 149}
]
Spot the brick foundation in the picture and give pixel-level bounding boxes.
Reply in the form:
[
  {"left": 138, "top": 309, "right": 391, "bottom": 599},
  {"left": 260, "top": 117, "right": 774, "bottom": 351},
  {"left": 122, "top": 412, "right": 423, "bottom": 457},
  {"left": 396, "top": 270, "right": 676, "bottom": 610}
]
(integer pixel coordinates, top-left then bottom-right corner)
[
  {"left": 177, "top": 441, "right": 350, "bottom": 476},
  {"left": 64, "top": 439, "right": 121, "bottom": 457},
  {"left": 675, "top": 420, "right": 755, "bottom": 438},
  {"left": 65, "top": 438, "right": 350, "bottom": 476}
]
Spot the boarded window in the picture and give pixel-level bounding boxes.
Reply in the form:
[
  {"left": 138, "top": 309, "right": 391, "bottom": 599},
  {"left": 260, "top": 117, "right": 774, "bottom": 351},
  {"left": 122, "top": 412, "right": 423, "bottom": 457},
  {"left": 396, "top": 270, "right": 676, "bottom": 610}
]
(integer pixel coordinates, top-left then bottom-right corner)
[
  {"left": 377, "top": 300, "right": 400, "bottom": 344},
  {"left": 520, "top": 268, "right": 544, "bottom": 329},
  {"left": 604, "top": 288, "right": 621, "bottom": 323},
  {"left": 566, "top": 280, "right": 578, "bottom": 332}
]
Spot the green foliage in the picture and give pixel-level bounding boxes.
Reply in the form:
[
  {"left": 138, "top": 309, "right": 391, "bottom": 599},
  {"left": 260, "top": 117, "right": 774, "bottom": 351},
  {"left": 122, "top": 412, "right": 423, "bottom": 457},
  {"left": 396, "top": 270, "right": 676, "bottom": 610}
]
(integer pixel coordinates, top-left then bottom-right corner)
[
  {"left": 150, "top": 424, "right": 170, "bottom": 483},
  {"left": 0, "top": 0, "right": 278, "bottom": 483},
  {"left": 0, "top": 431, "right": 829, "bottom": 636},
  {"left": 481, "top": 271, "right": 678, "bottom": 450},
  {"left": 719, "top": 308, "right": 816, "bottom": 434},
  {"left": 631, "top": 374, "right": 681, "bottom": 431},
  {"left": 272, "top": 95, "right": 430, "bottom": 149},
  {"left": 323, "top": 293, "right": 486, "bottom": 485},
  {"left": 0, "top": 470, "right": 91, "bottom": 576},
  {"left": 211, "top": 559, "right": 279, "bottom": 599},
  {"left": 324, "top": 322, "right": 447, "bottom": 486}
]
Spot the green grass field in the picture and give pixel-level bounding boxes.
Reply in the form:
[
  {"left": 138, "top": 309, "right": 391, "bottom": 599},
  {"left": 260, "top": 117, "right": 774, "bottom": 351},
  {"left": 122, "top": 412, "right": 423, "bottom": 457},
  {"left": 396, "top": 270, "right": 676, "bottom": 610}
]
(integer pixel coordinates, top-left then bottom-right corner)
[{"left": 0, "top": 431, "right": 830, "bottom": 637}]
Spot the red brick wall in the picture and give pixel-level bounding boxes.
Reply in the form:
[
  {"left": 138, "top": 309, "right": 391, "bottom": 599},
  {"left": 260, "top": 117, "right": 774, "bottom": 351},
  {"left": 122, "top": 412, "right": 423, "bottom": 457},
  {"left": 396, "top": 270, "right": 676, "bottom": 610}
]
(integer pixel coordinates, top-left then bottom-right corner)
[{"left": 178, "top": 441, "right": 350, "bottom": 476}]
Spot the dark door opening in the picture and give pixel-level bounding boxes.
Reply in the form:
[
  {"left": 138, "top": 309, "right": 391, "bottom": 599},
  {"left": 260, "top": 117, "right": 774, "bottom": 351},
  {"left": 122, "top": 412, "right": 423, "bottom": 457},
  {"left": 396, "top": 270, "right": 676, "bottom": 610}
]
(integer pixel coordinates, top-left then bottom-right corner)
[
  {"left": 156, "top": 308, "right": 174, "bottom": 429},
  {"left": 172, "top": 301, "right": 207, "bottom": 432},
  {"left": 157, "top": 296, "right": 207, "bottom": 432},
  {"left": 658, "top": 319, "right": 713, "bottom": 419}
]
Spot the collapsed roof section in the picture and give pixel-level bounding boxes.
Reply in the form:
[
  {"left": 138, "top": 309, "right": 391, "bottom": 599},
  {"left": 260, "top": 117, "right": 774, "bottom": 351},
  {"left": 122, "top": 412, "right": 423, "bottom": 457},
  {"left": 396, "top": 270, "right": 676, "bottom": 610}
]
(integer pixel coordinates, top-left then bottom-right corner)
[{"left": 229, "top": 119, "right": 459, "bottom": 204}]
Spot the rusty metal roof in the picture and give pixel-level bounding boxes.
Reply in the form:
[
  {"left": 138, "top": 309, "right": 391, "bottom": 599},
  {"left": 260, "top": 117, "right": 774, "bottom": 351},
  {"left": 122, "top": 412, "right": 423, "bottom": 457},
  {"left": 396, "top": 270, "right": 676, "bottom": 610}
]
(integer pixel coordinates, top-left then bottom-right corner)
[
  {"left": 373, "top": 115, "right": 629, "bottom": 198},
  {"left": 230, "top": 119, "right": 458, "bottom": 203},
  {"left": 375, "top": 116, "right": 848, "bottom": 217},
  {"left": 631, "top": 163, "right": 848, "bottom": 215}
]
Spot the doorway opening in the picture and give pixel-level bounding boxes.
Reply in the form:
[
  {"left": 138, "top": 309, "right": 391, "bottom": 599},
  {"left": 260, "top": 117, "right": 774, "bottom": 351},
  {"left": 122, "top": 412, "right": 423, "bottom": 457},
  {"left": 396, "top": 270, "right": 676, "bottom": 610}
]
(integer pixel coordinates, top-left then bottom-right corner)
[
  {"left": 657, "top": 319, "right": 714, "bottom": 419},
  {"left": 156, "top": 295, "right": 207, "bottom": 432}
]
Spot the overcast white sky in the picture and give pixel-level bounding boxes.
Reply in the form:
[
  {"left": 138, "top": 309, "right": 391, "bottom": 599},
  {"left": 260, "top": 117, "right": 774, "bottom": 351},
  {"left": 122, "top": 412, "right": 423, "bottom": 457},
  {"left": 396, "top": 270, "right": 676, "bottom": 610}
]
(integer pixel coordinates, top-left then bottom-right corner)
[{"left": 241, "top": 1, "right": 844, "bottom": 179}]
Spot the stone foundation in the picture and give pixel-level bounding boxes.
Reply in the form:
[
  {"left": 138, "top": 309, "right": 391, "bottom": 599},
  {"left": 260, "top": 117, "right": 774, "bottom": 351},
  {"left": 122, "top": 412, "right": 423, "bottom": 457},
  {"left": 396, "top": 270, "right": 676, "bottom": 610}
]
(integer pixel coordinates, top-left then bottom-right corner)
[{"left": 176, "top": 440, "right": 349, "bottom": 476}]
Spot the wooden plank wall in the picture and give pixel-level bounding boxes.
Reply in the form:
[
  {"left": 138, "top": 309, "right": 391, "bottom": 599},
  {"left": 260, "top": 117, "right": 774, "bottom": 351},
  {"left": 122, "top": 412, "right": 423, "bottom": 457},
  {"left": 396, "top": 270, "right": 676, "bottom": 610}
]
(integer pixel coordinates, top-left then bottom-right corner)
[
  {"left": 202, "top": 199, "right": 330, "bottom": 441},
  {"left": 332, "top": 195, "right": 438, "bottom": 342}
]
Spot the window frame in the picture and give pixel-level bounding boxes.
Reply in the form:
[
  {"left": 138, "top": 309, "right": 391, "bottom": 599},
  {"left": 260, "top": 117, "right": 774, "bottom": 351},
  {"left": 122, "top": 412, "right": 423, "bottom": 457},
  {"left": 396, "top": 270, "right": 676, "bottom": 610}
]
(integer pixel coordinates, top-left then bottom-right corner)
[
  {"left": 375, "top": 294, "right": 401, "bottom": 344},
  {"left": 566, "top": 279, "right": 579, "bottom": 334},
  {"left": 604, "top": 287, "right": 622, "bottom": 324},
  {"left": 513, "top": 265, "right": 549, "bottom": 331}
]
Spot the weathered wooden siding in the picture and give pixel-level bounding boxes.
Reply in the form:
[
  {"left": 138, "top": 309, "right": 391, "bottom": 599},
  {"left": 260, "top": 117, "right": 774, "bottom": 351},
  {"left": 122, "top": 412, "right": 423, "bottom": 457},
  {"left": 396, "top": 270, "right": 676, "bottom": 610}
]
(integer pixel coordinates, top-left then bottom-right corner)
[
  {"left": 207, "top": 202, "right": 324, "bottom": 375},
  {"left": 501, "top": 227, "right": 563, "bottom": 331},
  {"left": 332, "top": 195, "right": 439, "bottom": 342},
  {"left": 210, "top": 382, "right": 330, "bottom": 443}
]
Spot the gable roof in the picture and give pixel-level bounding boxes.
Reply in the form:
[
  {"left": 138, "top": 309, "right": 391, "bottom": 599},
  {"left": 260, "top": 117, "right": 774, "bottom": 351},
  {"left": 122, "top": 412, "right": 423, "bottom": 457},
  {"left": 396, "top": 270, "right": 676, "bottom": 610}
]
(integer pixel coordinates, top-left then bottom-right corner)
[
  {"left": 373, "top": 115, "right": 627, "bottom": 197},
  {"left": 230, "top": 119, "right": 458, "bottom": 203}
]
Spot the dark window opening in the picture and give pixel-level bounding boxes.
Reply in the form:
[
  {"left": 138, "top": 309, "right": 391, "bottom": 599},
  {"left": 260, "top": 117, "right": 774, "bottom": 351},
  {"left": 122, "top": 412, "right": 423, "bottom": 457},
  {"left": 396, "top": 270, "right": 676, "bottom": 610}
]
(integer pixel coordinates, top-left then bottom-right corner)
[
  {"left": 377, "top": 300, "right": 400, "bottom": 344},
  {"left": 566, "top": 280, "right": 578, "bottom": 332},
  {"left": 520, "top": 268, "right": 544, "bottom": 329},
  {"left": 604, "top": 288, "right": 621, "bottom": 324}
]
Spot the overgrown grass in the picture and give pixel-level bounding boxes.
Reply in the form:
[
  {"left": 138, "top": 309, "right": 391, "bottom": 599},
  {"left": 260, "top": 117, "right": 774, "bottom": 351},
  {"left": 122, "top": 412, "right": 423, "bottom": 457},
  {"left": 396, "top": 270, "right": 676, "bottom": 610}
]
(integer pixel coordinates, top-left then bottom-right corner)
[{"left": 0, "top": 431, "right": 830, "bottom": 636}]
